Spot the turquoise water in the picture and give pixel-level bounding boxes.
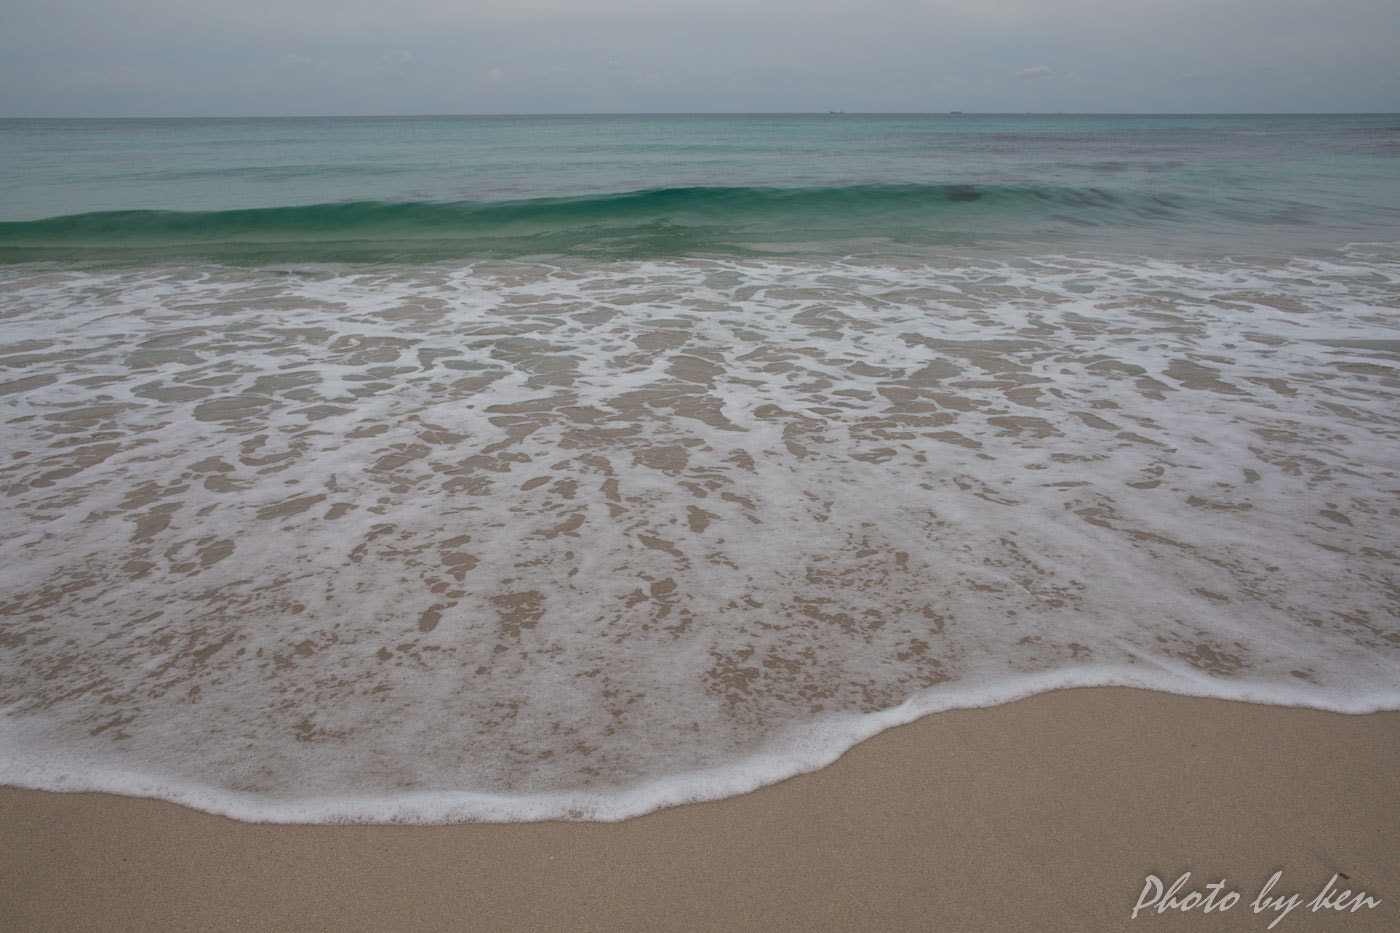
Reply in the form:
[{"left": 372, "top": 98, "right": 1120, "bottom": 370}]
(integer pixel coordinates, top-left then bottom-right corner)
[
  {"left": 3, "top": 113, "right": 1398, "bottom": 260},
  {"left": 1, "top": 115, "right": 1398, "bottom": 822}
]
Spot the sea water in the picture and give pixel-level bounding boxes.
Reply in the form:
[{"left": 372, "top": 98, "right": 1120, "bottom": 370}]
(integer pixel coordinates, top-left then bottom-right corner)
[{"left": 1, "top": 114, "right": 1397, "bottom": 822}]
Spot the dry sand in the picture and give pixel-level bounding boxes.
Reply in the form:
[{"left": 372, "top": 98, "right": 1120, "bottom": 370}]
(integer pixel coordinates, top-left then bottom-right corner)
[{"left": 2, "top": 686, "right": 1395, "bottom": 932}]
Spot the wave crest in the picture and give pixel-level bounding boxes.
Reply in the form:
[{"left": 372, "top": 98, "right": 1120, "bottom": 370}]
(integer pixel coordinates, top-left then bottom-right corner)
[{"left": 0, "top": 184, "right": 1189, "bottom": 263}]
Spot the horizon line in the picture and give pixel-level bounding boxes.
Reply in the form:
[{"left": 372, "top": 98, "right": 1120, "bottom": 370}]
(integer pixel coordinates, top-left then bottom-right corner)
[{"left": 3, "top": 110, "right": 1397, "bottom": 121}]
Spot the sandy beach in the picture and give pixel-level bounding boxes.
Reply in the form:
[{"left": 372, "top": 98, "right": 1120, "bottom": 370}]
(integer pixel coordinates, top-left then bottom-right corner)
[{"left": 1, "top": 686, "right": 1394, "bottom": 932}]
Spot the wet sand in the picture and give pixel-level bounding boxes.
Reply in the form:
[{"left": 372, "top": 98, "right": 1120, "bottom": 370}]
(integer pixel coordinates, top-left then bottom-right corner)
[{"left": 2, "top": 686, "right": 1395, "bottom": 932}]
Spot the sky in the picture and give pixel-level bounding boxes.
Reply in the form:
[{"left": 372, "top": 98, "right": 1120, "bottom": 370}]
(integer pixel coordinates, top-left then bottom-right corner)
[{"left": 2, "top": 0, "right": 1397, "bottom": 116}]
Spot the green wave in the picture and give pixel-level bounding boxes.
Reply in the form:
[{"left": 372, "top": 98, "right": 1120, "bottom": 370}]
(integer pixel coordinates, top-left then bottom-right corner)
[{"left": 0, "top": 183, "right": 1192, "bottom": 263}]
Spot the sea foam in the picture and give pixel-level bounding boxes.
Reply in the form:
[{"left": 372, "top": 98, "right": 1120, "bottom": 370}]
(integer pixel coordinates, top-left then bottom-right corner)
[{"left": 1, "top": 248, "right": 1397, "bottom": 822}]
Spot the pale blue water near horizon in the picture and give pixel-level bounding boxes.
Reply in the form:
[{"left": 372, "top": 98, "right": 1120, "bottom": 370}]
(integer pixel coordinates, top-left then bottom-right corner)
[{"left": 1, "top": 114, "right": 1398, "bottom": 821}]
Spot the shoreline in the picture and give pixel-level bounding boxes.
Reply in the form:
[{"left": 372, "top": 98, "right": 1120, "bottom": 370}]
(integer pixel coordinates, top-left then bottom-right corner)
[{"left": 3, "top": 686, "right": 1395, "bottom": 931}]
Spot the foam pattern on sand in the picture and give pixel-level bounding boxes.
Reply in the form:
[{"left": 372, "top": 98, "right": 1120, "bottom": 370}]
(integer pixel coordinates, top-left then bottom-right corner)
[{"left": 2, "top": 248, "right": 1398, "bottom": 821}]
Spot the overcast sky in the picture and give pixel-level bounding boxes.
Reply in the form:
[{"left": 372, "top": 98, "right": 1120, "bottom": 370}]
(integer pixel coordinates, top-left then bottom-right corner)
[{"left": 2, "top": 0, "right": 1397, "bottom": 116}]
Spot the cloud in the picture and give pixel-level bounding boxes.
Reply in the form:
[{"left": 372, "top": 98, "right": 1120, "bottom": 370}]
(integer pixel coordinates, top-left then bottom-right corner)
[
  {"left": 374, "top": 50, "right": 417, "bottom": 77},
  {"left": 1012, "top": 64, "right": 1052, "bottom": 80},
  {"left": 276, "top": 54, "right": 317, "bottom": 72}
]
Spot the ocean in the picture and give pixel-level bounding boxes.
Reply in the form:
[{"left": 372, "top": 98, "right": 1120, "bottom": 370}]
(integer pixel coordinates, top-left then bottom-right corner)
[{"left": 1, "top": 113, "right": 1397, "bottom": 822}]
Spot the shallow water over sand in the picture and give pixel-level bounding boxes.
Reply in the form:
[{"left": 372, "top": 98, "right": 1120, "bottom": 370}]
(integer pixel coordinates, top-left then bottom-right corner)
[{"left": 2, "top": 247, "right": 1397, "bottom": 820}]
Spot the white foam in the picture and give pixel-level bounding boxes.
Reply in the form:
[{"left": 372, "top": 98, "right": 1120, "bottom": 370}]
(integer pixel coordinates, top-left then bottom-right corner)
[{"left": 1, "top": 247, "right": 1397, "bottom": 822}]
